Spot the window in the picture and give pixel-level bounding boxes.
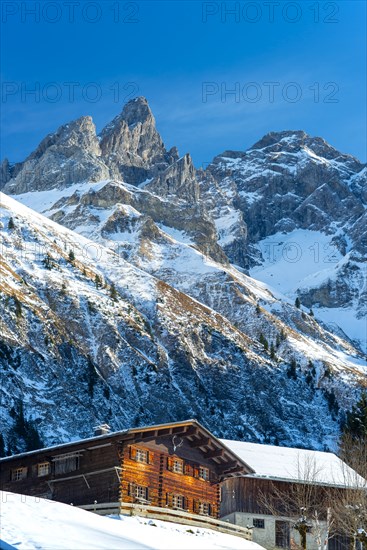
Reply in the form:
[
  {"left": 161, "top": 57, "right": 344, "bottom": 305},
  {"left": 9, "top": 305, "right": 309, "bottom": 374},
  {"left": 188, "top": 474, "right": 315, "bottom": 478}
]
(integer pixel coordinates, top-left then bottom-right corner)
[
  {"left": 253, "top": 518, "right": 265, "bottom": 529},
  {"left": 172, "top": 494, "right": 185, "bottom": 509},
  {"left": 11, "top": 467, "right": 27, "bottom": 481},
  {"left": 135, "top": 448, "right": 148, "bottom": 463},
  {"left": 275, "top": 520, "right": 290, "bottom": 549},
  {"left": 53, "top": 454, "right": 80, "bottom": 475},
  {"left": 37, "top": 462, "right": 50, "bottom": 477},
  {"left": 134, "top": 485, "right": 148, "bottom": 501},
  {"left": 172, "top": 459, "right": 183, "bottom": 473},
  {"left": 198, "top": 502, "right": 211, "bottom": 516},
  {"left": 199, "top": 466, "right": 209, "bottom": 480}
]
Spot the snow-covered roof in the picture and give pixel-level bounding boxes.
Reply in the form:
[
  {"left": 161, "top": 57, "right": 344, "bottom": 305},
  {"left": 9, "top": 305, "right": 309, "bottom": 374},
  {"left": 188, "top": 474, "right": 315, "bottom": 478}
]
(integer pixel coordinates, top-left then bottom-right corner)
[{"left": 221, "top": 439, "right": 366, "bottom": 489}]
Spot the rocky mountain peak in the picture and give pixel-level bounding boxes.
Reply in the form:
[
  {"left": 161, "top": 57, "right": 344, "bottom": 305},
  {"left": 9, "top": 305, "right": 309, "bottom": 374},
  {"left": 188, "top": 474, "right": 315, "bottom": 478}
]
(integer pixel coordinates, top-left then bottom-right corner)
[
  {"left": 2, "top": 115, "right": 108, "bottom": 194},
  {"left": 121, "top": 96, "right": 153, "bottom": 126},
  {"left": 31, "top": 115, "right": 100, "bottom": 159},
  {"left": 99, "top": 98, "right": 175, "bottom": 184},
  {"left": 250, "top": 130, "right": 308, "bottom": 151}
]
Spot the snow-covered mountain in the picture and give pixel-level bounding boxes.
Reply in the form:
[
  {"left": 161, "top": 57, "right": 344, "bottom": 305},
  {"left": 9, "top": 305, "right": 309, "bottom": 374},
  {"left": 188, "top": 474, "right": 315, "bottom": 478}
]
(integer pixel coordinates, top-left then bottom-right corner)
[{"left": 1, "top": 97, "right": 366, "bottom": 454}]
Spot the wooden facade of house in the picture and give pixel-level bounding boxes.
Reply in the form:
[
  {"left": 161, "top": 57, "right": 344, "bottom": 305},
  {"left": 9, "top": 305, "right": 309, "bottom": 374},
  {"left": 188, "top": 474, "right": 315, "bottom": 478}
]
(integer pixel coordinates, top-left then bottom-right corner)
[{"left": 0, "top": 420, "right": 253, "bottom": 520}]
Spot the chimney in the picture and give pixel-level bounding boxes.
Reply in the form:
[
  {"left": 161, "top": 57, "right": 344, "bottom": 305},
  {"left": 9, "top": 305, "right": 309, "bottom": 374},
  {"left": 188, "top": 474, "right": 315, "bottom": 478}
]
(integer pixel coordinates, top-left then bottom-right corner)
[{"left": 93, "top": 423, "right": 111, "bottom": 436}]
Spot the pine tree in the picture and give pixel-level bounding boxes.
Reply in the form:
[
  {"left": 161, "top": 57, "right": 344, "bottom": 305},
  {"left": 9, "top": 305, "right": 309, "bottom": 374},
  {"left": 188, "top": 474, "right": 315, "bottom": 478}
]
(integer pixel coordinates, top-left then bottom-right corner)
[
  {"left": 295, "top": 297, "right": 301, "bottom": 309},
  {"left": 309, "top": 308, "right": 314, "bottom": 316},
  {"left": 8, "top": 217, "right": 15, "bottom": 230},
  {"left": 95, "top": 274, "right": 102, "bottom": 289},
  {"left": 42, "top": 253, "right": 53, "bottom": 270},
  {"left": 109, "top": 282, "right": 118, "bottom": 302},
  {"left": 344, "top": 392, "right": 367, "bottom": 439},
  {"left": 270, "top": 343, "right": 276, "bottom": 360},
  {"left": 68, "top": 249, "right": 75, "bottom": 263},
  {"left": 287, "top": 358, "right": 297, "bottom": 379},
  {"left": 11, "top": 400, "right": 43, "bottom": 452},
  {"left": 13, "top": 295, "right": 22, "bottom": 318},
  {"left": 259, "top": 332, "right": 269, "bottom": 351},
  {"left": 256, "top": 302, "right": 261, "bottom": 315}
]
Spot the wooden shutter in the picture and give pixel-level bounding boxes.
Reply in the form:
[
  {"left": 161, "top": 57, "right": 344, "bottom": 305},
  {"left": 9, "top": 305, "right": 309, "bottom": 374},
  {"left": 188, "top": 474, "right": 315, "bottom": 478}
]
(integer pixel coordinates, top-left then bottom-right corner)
[
  {"left": 167, "top": 457, "right": 173, "bottom": 471},
  {"left": 129, "top": 446, "right": 137, "bottom": 460},
  {"left": 193, "top": 466, "right": 199, "bottom": 478},
  {"left": 184, "top": 463, "right": 191, "bottom": 476}
]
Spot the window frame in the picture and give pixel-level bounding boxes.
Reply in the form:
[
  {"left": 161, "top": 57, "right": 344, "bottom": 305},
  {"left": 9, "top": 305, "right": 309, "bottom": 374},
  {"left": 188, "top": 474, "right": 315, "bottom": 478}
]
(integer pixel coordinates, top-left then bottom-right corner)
[
  {"left": 53, "top": 454, "right": 80, "bottom": 475},
  {"left": 199, "top": 466, "right": 210, "bottom": 480},
  {"left": 11, "top": 467, "right": 27, "bottom": 481},
  {"left": 37, "top": 462, "right": 50, "bottom": 477},
  {"left": 198, "top": 502, "right": 211, "bottom": 516},
  {"left": 172, "top": 494, "right": 185, "bottom": 509},
  {"left": 172, "top": 458, "right": 184, "bottom": 474},
  {"left": 135, "top": 448, "right": 148, "bottom": 463},
  {"left": 134, "top": 484, "right": 148, "bottom": 501},
  {"left": 253, "top": 518, "right": 265, "bottom": 529}
]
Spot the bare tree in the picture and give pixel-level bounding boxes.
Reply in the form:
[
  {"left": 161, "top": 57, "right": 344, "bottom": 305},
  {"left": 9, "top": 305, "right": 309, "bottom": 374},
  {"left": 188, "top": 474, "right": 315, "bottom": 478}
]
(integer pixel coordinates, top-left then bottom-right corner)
[
  {"left": 259, "top": 454, "right": 333, "bottom": 550},
  {"left": 332, "top": 435, "right": 367, "bottom": 550}
]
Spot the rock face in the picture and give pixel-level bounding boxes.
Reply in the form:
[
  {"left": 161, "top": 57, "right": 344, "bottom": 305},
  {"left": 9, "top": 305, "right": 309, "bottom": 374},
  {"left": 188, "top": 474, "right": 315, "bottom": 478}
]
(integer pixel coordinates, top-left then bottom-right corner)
[
  {"left": 3, "top": 116, "right": 109, "bottom": 194},
  {"left": 1, "top": 98, "right": 366, "bottom": 453},
  {"left": 99, "top": 96, "right": 178, "bottom": 184},
  {"left": 201, "top": 131, "right": 366, "bottom": 322},
  {"left": 205, "top": 131, "right": 365, "bottom": 256},
  {"left": 0, "top": 193, "right": 364, "bottom": 454}
]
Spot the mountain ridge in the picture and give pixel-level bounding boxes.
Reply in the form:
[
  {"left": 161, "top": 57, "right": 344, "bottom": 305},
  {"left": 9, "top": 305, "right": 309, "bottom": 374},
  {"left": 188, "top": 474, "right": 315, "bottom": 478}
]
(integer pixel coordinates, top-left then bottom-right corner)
[{"left": 1, "top": 97, "right": 366, "bottom": 455}]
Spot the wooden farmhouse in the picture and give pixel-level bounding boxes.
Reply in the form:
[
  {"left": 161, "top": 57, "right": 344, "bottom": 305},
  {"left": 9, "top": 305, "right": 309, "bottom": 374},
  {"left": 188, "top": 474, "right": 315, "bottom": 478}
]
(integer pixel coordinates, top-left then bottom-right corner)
[
  {"left": 0, "top": 420, "right": 254, "bottom": 537},
  {"left": 219, "top": 439, "right": 367, "bottom": 550}
]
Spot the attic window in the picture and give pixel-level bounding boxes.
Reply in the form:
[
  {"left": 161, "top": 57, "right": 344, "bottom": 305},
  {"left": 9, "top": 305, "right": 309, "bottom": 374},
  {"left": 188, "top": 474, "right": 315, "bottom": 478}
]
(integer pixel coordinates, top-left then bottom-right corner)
[{"left": 199, "top": 466, "right": 209, "bottom": 480}]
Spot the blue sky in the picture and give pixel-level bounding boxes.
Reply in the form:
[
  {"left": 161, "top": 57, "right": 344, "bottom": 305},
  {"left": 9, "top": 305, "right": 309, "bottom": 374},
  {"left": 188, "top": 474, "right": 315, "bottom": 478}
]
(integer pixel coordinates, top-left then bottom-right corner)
[{"left": 1, "top": 1, "right": 366, "bottom": 166}]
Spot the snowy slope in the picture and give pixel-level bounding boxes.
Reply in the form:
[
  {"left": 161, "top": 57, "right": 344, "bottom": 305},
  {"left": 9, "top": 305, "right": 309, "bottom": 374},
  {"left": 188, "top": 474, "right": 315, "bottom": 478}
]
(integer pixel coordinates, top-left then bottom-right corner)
[
  {"left": 0, "top": 192, "right": 366, "bottom": 453},
  {"left": 1, "top": 99, "right": 366, "bottom": 453},
  {"left": 0, "top": 491, "right": 265, "bottom": 550}
]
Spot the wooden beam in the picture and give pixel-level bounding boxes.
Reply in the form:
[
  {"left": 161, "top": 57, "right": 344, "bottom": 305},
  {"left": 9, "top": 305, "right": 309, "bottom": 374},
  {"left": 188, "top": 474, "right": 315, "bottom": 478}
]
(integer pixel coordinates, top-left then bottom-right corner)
[
  {"left": 156, "top": 428, "right": 171, "bottom": 436},
  {"left": 189, "top": 437, "right": 210, "bottom": 448},
  {"left": 171, "top": 426, "right": 198, "bottom": 437},
  {"left": 203, "top": 447, "right": 224, "bottom": 459},
  {"left": 216, "top": 461, "right": 238, "bottom": 474}
]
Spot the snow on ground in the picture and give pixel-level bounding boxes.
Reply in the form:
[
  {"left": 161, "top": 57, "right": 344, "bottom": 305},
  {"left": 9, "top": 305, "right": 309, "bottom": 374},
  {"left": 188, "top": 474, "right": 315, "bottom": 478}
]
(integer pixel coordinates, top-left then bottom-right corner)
[
  {"left": 313, "top": 306, "right": 367, "bottom": 357},
  {"left": 10, "top": 181, "right": 111, "bottom": 214},
  {"left": 250, "top": 229, "right": 343, "bottom": 295},
  {"left": 0, "top": 492, "right": 264, "bottom": 550},
  {"left": 1, "top": 192, "right": 157, "bottom": 308},
  {"left": 250, "top": 229, "right": 366, "bottom": 353}
]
